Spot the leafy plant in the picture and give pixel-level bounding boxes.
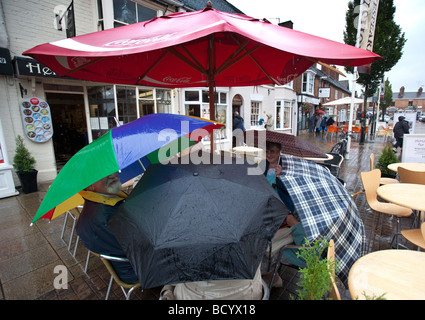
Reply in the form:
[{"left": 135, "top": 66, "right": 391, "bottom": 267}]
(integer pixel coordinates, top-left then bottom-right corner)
[
  {"left": 13, "top": 135, "right": 36, "bottom": 173},
  {"left": 361, "top": 291, "right": 387, "bottom": 300},
  {"left": 292, "top": 237, "right": 339, "bottom": 300},
  {"left": 375, "top": 142, "right": 399, "bottom": 176}
]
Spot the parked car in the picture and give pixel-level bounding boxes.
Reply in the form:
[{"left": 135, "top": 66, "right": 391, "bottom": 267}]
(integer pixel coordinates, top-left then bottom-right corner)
[{"left": 420, "top": 115, "right": 425, "bottom": 122}]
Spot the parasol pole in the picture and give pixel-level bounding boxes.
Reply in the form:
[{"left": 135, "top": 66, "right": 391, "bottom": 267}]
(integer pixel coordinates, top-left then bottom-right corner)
[
  {"left": 208, "top": 32, "right": 216, "bottom": 153},
  {"left": 346, "top": 2, "right": 365, "bottom": 160}
]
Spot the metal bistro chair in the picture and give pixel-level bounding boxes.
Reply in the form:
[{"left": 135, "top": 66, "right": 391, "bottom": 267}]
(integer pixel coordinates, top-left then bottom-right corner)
[
  {"left": 90, "top": 251, "right": 141, "bottom": 300},
  {"left": 361, "top": 169, "right": 412, "bottom": 249},
  {"left": 61, "top": 206, "right": 92, "bottom": 273},
  {"left": 326, "top": 125, "right": 339, "bottom": 140},
  {"left": 319, "top": 152, "right": 344, "bottom": 179},
  {"left": 61, "top": 206, "right": 82, "bottom": 253}
]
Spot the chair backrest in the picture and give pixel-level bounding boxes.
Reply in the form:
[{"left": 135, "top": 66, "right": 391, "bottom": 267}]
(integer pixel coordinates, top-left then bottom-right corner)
[
  {"left": 325, "top": 153, "right": 344, "bottom": 167},
  {"left": 328, "top": 125, "right": 338, "bottom": 133},
  {"left": 327, "top": 239, "right": 341, "bottom": 300},
  {"left": 360, "top": 169, "right": 381, "bottom": 206},
  {"left": 422, "top": 223, "right": 425, "bottom": 241},
  {"left": 369, "top": 153, "right": 374, "bottom": 171},
  {"left": 99, "top": 254, "right": 140, "bottom": 288},
  {"left": 398, "top": 166, "right": 425, "bottom": 185}
]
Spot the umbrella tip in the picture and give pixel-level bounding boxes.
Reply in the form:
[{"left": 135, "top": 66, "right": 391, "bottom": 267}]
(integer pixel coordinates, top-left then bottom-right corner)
[{"left": 206, "top": 1, "right": 212, "bottom": 9}]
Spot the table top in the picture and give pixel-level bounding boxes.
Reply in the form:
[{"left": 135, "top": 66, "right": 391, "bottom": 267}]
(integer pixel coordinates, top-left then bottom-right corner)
[
  {"left": 388, "top": 162, "right": 425, "bottom": 172},
  {"left": 348, "top": 249, "right": 425, "bottom": 300},
  {"left": 377, "top": 183, "right": 425, "bottom": 212},
  {"left": 302, "top": 153, "right": 334, "bottom": 162}
]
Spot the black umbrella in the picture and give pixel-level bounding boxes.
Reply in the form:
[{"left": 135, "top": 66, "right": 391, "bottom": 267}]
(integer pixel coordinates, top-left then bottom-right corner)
[{"left": 108, "top": 154, "right": 287, "bottom": 290}]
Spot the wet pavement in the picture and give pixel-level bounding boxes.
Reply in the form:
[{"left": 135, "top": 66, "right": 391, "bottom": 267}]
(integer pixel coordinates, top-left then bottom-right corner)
[{"left": 1, "top": 121, "right": 424, "bottom": 300}]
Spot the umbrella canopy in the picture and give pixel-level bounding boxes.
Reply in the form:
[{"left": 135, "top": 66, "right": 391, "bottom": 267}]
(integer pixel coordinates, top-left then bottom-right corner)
[
  {"left": 23, "top": 5, "right": 381, "bottom": 125},
  {"left": 32, "top": 114, "right": 223, "bottom": 224},
  {"left": 245, "top": 130, "right": 328, "bottom": 159},
  {"left": 108, "top": 153, "right": 287, "bottom": 290},
  {"left": 323, "top": 97, "right": 364, "bottom": 106},
  {"left": 314, "top": 110, "right": 326, "bottom": 114},
  {"left": 277, "top": 155, "right": 366, "bottom": 285},
  {"left": 23, "top": 7, "right": 380, "bottom": 88}
]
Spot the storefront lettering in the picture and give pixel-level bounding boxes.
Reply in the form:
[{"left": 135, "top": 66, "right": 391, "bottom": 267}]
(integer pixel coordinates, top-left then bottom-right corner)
[
  {"left": 25, "top": 61, "right": 57, "bottom": 76},
  {"left": 14, "top": 57, "right": 60, "bottom": 78}
]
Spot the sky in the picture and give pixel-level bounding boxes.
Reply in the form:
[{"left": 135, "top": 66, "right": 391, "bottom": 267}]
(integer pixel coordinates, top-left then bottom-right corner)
[{"left": 226, "top": 0, "right": 425, "bottom": 93}]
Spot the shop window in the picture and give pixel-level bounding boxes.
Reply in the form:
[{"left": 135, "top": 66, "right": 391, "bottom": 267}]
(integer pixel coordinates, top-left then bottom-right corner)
[
  {"left": 156, "top": 89, "right": 172, "bottom": 113},
  {"left": 116, "top": 86, "right": 137, "bottom": 124},
  {"left": 113, "top": 0, "right": 157, "bottom": 28},
  {"left": 251, "top": 101, "right": 260, "bottom": 126},
  {"left": 88, "top": 86, "right": 116, "bottom": 140},
  {"left": 138, "top": 89, "right": 154, "bottom": 117},
  {"left": 88, "top": 85, "right": 173, "bottom": 140},
  {"left": 275, "top": 100, "right": 292, "bottom": 129},
  {"left": 183, "top": 89, "right": 228, "bottom": 139}
]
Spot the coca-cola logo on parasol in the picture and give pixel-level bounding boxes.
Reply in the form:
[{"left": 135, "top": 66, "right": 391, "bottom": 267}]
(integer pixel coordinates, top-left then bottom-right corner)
[{"left": 104, "top": 33, "right": 178, "bottom": 47}]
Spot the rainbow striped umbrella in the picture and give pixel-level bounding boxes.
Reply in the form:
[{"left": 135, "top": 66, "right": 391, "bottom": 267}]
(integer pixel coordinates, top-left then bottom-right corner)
[{"left": 31, "top": 113, "right": 223, "bottom": 224}]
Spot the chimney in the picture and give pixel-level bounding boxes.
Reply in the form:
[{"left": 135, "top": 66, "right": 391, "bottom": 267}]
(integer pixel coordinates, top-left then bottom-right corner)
[
  {"left": 398, "top": 86, "right": 405, "bottom": 98},
  {"left": 418, "top": 87, "right": 423, "bottom": 97},
  {"left": 278, "top": 20, "right": 293, "bottom": 29}
]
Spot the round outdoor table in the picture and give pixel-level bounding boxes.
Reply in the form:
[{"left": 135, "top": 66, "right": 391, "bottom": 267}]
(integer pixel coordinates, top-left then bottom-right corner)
[
  {"left": 232, "top": 146, "right": 264, "bottom": 164},
  {"left": 387, "top": 162, "right": 425, "bottom": 173},
  {"left": 377, "top": 183, "right": 425, "bottom": 212},
  {"left": 348, "top": 250, "right": 425, "bottom": 300},
  {"left": 232, "top": 146, "right": 264, "bottom": 156},
  {"left": 301, "top": 153, "right": 334, "bottom": 162}
]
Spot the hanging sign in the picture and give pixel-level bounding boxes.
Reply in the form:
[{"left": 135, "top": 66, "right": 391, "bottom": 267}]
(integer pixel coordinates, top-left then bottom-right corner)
[{"left": 20, "top": 97, "right": 54, "bottom": 143}]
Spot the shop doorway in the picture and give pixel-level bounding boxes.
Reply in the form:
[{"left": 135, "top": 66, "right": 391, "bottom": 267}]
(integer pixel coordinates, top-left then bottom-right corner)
[
  {"left": 45, "top": 92, "right": 87, "bottom": 170},
  {"left": 232, "top": 94, "right": 243, "bottom": 117}
]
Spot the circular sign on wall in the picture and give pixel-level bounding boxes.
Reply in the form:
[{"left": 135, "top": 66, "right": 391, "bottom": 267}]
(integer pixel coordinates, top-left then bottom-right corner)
[{"left": 20, "top": 97, "right": 53, "bottom": 143}]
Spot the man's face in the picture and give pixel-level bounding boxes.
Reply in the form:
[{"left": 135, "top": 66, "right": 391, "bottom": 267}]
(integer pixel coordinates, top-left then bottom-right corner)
[{"left": 90, "top": 173, "right": 122, "bottom": 195}]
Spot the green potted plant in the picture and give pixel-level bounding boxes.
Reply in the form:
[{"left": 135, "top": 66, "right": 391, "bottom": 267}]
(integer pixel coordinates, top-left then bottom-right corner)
[
  {"left": 13, "top": 135, "right": 38, "bottom": 193},
  {"left": 292, "top": 237, "right": 338, "bottom": 300},
  {"left": 375, "top": 142, "right": 399, "bottom": 178}
]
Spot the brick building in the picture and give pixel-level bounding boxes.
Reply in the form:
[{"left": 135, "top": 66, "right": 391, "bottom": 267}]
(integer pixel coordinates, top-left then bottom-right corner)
[{"left": 392, "top": 86, "right": 425, "bottom": 113}]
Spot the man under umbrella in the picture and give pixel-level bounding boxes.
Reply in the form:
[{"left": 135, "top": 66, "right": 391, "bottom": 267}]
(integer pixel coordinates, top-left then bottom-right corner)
[{"left": 76, "top": 173, "right": 138, "bottom": 284}]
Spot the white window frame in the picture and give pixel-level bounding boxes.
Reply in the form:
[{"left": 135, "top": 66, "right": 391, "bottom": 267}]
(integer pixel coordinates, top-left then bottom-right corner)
[
  {"left": 182, "top": 88, "right": 229, "bottom": 140},
  {"left": 275, "top": 100, "right": 292, "bottom": 130},
  {"left": 302, "top": 71, "right": 315, "bottom": 95},
  {"left": 250, "top": 101, "right": 261, "bottom": 126},
  {"left": 99, "top": 0, "right": 160, "bottom": 30}
]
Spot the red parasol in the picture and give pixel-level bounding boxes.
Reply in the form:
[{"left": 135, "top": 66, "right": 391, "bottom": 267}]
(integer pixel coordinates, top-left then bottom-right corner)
[{"left": 24, "top": 5, "right": 381, "bottom": 148}]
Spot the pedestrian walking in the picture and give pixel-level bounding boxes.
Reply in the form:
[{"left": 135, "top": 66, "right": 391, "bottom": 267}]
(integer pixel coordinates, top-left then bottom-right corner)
[{"left": 393, "top": 116, "right": 410, "bottom": 153}]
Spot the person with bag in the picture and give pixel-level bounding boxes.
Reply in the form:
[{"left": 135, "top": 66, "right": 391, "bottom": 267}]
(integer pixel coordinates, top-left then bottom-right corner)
[{"left": 393, "top": 116, "right": 410, "bottom": 153}]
